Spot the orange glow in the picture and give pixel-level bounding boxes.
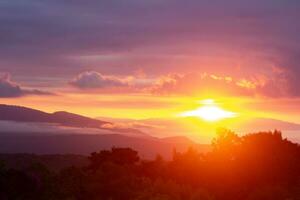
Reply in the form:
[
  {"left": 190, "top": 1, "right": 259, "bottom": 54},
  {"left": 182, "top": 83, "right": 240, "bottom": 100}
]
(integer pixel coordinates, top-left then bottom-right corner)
[{"left": 180, "top": 99, "right": 237, "bottom": 122}]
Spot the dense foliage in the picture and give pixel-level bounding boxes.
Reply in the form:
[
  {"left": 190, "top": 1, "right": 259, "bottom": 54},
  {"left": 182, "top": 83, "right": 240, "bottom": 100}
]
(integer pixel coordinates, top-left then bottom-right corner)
[{"left": 0, "top": 129, "right": 300, "bottom": 200}]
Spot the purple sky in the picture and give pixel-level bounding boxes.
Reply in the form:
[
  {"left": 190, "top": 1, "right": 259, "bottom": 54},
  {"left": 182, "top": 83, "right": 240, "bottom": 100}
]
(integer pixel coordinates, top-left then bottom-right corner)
[{"left": 0, "top": 0, "right": 300, "bottom": 99}]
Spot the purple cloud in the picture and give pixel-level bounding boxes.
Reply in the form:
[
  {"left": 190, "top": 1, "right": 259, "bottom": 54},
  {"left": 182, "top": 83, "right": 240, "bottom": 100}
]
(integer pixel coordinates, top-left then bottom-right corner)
[
  {"left": 70, "top": 71, "right": 128, "bottom": 89},
  {"left": 0, "top": 73, "right": 53, "bottom": 98}
]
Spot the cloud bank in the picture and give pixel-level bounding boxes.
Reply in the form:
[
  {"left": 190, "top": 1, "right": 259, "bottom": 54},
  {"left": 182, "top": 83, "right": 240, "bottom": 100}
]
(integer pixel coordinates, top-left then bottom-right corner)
[
  {"left": 69, "top": 71, "right": 293, "bottom": 98},
  {"left": 1, "top": 0, "right": 300, "bottom": 99}
]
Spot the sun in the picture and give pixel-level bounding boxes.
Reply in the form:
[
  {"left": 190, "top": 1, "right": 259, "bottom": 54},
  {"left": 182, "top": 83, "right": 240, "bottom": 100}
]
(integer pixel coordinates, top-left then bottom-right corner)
[{"left": 180, "top": 99, "right": 237, "bottom": 122}]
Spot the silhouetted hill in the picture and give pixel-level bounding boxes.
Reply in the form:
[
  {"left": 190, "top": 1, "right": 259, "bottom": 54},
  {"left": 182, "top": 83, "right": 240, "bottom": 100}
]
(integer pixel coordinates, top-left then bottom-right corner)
[
  {"left": 0, "top": 133, "right": 209, "bottom": 159},
  {"left": 0, "top": 104, "right": 51, "bottom": 122},
  {"left": 51, "top": 111, "right": 110, "bottom": 128}
]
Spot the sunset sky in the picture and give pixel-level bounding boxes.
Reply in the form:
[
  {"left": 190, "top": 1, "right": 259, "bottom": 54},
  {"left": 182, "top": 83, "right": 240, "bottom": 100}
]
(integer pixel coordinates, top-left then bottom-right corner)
[{"left": 1, "top": 0, "right": 300, "bottom": 126}]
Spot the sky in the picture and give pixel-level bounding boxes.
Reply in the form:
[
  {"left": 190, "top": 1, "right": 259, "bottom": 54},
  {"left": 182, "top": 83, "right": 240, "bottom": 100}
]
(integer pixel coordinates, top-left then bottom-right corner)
[{"left": 1, "top": 0, "right": 300, "bottom": 125}]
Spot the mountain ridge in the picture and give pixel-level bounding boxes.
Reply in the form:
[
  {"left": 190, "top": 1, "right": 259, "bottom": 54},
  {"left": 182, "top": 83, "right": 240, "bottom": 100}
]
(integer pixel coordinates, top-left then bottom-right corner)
[{"left": 0, "top": 104, "right": 150, "bottom": 137}]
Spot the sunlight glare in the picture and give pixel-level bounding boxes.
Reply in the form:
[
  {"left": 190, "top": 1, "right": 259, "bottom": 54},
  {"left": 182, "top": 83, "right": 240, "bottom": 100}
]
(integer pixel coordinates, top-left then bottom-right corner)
[{"left": 181, "top": 100, "right": 237, "bottom": 122}]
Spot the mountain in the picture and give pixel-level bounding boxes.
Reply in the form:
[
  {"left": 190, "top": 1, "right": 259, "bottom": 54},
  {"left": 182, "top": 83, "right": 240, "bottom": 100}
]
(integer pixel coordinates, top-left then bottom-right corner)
[
  {"left": 0, "top": 104, "right": 148, "bottom": 137},
  {"left": 0, "top": 104, "right": 109, "bottom": 127},
  {"left": 0, "top": 104, "right": 208, "bottom": 158},
  {"left": 233, "top": 117, "right": 300, "bottom": 131},
  {"left": 51, "top": 111, "right": 110, "bottom": 128},
  {"left": 0, "top": 133, "right": 209, "bottom": 159}
]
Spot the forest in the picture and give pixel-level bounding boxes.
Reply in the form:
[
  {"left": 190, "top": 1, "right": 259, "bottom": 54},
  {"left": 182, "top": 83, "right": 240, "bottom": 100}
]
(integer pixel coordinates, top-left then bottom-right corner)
[{"left": 0, "top": 129, "right": 300, "bottom": 200}]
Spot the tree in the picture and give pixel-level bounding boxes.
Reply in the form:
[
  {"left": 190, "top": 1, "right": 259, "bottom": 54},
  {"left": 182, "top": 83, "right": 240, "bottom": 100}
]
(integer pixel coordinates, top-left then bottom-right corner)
[{"left": 88, "top": 147, "right": 140, "bottom": 171}]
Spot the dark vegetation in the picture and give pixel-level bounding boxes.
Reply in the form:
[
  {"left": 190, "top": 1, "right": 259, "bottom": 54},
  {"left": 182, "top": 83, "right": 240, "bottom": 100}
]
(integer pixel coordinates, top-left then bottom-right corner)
[
  {"left": 0, "top": 129, "right": 300, "bottom": 200},
  {"left": 0, "top": 154, "right": 88, "bottom": 172}
]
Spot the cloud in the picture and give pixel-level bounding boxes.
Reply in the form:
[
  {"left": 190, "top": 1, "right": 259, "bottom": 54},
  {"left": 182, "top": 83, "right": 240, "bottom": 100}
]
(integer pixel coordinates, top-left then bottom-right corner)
[
  {"left": 150, "top": 72, "right": 293, "bottom": 98},
  {"left": 1, "top": 0, "right": 300, "bottom": 80},
  {"left": 0, "top": 74, "right": 23, "bottom": 97},
  {"left": 69, "top": 71, "right": 129, "bottom": 89},
  {"left": 0, "top": 73, "right": 53, "bottom": 98},
  {"left": 68, "top": 71, "right": 295, "bottom": 98},
  {"left": 150, "top": 73, "right": 252, "bottom": 96},
  {"left": 272, "top": 51, "right": 300, "bottom": 97},
  {"left": 2, "top": 0, "right": 297, "bottom": 99}
]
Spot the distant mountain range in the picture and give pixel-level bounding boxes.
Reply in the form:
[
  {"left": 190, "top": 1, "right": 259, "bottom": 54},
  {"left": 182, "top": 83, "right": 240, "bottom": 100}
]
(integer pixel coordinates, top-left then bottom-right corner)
[
  {"left": 0, "top": 104, "right": 208, "bottom": 158},
  {"left": 0, "top": 104, "right": 299, "bottom": 157},
  {"left": 0, "top": 104, "right": 109, "bottom": 127},
  {"left": 98, "top": 116, "right": 300, "bottom": 132},
  {"left": 232, "top": 117, "right": 300, "bottom": 131},
  {"left": 98, "top": 116, "right": 300, "bottom": 143},
  {"left": 0, "top": 133, "right": 209, "bottom": 159}
]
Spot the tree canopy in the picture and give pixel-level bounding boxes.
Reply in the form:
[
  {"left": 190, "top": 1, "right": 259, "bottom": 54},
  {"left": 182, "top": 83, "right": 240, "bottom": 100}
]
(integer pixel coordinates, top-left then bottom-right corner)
[{"left": 0, "top": 129, "right": 300, "bottom": 200}]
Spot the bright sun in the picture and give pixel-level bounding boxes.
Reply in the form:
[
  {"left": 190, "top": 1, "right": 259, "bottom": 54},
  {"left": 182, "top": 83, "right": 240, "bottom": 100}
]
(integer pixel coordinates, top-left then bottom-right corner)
[{"left": 181, "top": 99, "right": 237, "bottom": 122}]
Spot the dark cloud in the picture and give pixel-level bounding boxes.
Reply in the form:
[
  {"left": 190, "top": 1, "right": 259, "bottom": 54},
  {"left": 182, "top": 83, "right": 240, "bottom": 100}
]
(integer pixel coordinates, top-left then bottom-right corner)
[
  {"left": 0, "top": 1, "right": 299, "bottom": 70},
  {"left": 70, "top": 71, "right": 128, "bottom": 89},
  {"left": 277, "top": 53, "right": 300, "bottom": 97},
  {"left": 257, "top": 45, "right": 300, "bottom": 97},
  {"left": 0, "top": 73, "right": 53, "bottom": 98},
  {"left": 0, "top": 74, "right": 23, "bottom": 97}
]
